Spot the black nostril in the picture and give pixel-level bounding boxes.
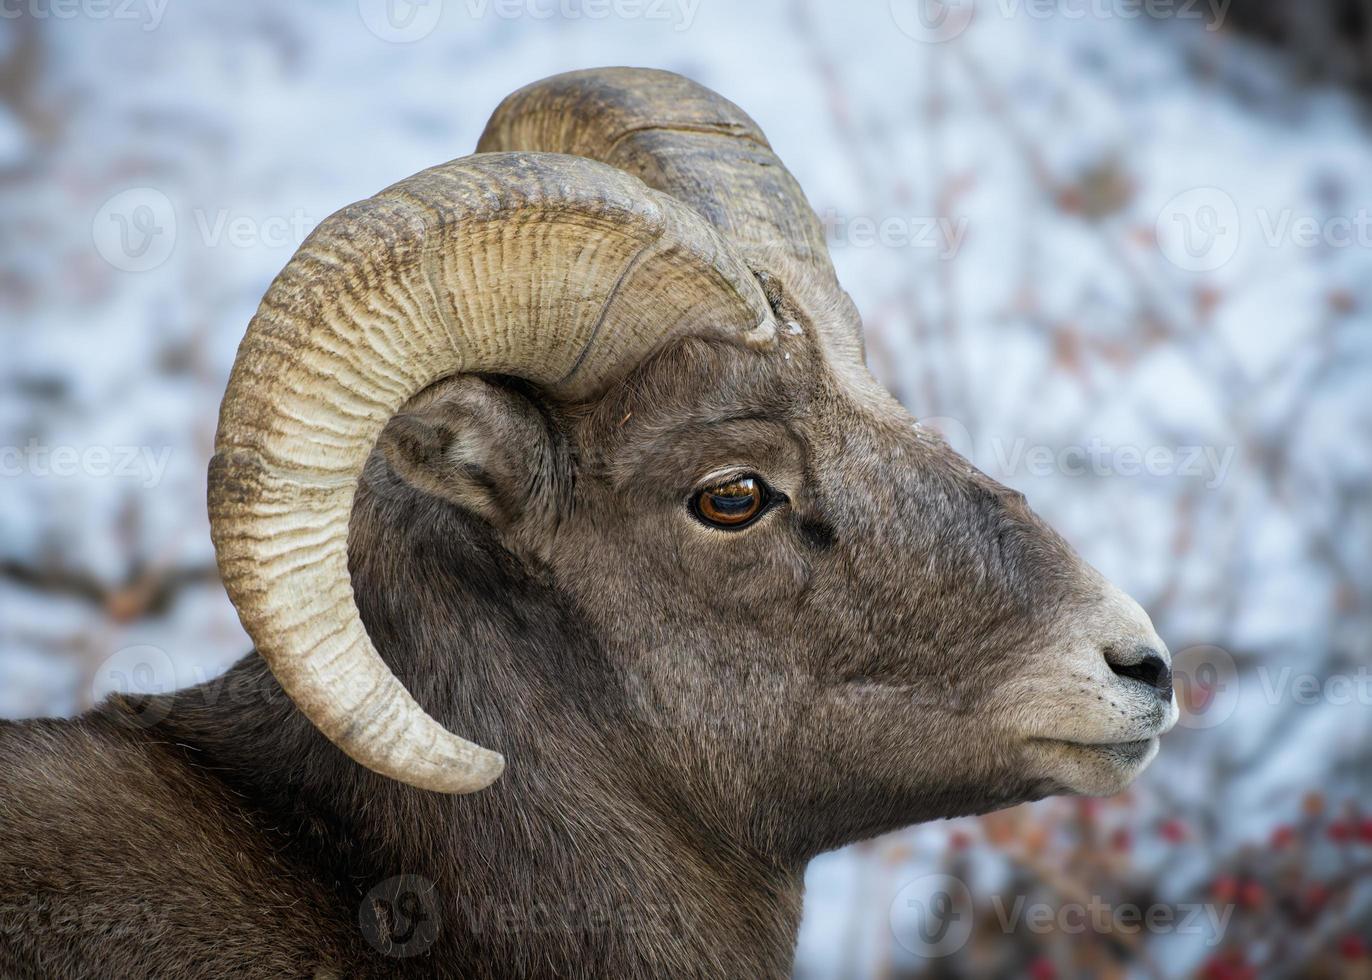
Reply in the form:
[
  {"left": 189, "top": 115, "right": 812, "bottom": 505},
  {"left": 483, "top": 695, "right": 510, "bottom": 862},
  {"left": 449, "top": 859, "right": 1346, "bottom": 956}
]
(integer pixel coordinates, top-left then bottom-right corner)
[{"left": 1106, "top": 646, "right": 1173, "bottom": 698}]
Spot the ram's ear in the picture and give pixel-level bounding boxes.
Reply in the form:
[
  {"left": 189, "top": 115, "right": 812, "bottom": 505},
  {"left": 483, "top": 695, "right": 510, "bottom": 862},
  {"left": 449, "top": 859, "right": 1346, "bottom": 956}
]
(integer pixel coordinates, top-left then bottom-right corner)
[{"left": 377, "top": 375, "right": 565, "bottom": 536}]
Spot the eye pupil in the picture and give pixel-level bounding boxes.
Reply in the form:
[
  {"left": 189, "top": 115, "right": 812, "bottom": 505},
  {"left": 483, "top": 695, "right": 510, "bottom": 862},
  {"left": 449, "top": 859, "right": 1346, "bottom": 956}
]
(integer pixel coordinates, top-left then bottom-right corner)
[
  {"left": 708, "top": 491, "right": 753, "bottom": 514},
  {"left": 692, "top": 476, "right": 769, "bottom": 528}
]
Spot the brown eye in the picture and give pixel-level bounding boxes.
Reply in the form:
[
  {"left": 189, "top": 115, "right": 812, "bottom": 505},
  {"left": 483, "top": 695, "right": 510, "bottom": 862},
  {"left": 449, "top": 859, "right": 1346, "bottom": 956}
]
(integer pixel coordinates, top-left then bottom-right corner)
[{"left": 691, "top": 476, "right": 771, "bottom": 529}]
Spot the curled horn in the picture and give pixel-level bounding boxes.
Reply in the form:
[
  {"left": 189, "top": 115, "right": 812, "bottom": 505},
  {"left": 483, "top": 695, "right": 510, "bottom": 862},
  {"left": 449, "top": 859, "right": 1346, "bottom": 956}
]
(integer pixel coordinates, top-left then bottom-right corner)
[
  {"left": 478, "top": 67, "right": 862, "bottom": 358},
  {"left": 208, "top": 152, "right": 775, "bottom": 793}
]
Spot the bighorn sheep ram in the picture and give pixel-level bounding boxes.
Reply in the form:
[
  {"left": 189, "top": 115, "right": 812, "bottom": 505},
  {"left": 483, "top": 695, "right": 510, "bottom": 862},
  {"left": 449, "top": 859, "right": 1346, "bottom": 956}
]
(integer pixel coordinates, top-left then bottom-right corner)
[{"left": 0, "top": 68, "right": 1178, "bottom": 979}]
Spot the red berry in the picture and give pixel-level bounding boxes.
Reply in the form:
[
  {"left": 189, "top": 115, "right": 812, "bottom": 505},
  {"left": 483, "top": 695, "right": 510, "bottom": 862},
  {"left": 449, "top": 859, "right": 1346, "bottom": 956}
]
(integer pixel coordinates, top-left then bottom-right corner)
[
  {"left": 1239, "top": 881, "right": 1265, "bottom": 909},
  {"left": 1201, "top": 952, "right": 1248, "bottom": 980},
  {"left": 1056, "top": 186, "right": 1085, "bottom": 214},
  {"left": 1211, "top": 875, "right": 1238, "bottom": 903},
  {"left": 1339, "top": 934, "right": 1367, "bottom": 960},
  {"left": 1160, "top": 818, "right": 1188, "bottom": 843},
  {"left": 948, "top": 830, "right": 972, "bottom": 851},
  {"left": 1305, "top": 882, "right": 1330, "bottom": 910},
  {"left": 1330, "top": 289, "right": 1358, "bottom": 315},
  {"left": 1110, "top": 827, "right": 1132, "bottom": 852},
  {"left": 1270, "top": 824, "right": 1296, "bottom": 849},
  {"left": 1329, "top": 821, "right": 1353, "bottom": 843},
  {"left": 1027, "top": 956, "right": 1056, "bottom": 980},
  {"left": 1357, "top": 819, "right": 1372, "bottom": 843}
]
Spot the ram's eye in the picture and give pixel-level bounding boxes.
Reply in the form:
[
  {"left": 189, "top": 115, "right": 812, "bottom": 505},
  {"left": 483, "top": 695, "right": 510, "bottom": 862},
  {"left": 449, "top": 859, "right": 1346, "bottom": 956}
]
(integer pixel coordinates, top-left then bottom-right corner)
[{"left": 691, "top": 476, "right": 771, "bottom": 529}]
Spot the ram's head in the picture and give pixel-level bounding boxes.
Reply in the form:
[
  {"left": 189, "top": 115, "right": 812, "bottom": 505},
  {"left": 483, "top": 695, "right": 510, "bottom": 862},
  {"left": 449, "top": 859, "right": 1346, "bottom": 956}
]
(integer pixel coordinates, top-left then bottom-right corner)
[{"left": 207, "top": 69, "right": 1176, "bottom": 854}]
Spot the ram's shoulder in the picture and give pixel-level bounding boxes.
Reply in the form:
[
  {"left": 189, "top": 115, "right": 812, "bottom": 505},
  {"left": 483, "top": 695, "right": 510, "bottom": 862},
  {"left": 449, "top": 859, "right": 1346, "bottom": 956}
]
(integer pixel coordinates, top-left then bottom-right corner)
[{"left": 0, "top": 710, "right": 363, "bottom": 979}]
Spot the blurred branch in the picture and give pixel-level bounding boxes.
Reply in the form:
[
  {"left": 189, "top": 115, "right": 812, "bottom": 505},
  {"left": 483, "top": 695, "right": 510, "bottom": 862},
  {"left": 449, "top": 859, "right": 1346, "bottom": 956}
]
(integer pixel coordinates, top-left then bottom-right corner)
[
  {"left": 0, "top": 9, "right": 63, "bottom": 167},
  {"left": 0, "top": 558, "right": 219, "bottom": 621}
]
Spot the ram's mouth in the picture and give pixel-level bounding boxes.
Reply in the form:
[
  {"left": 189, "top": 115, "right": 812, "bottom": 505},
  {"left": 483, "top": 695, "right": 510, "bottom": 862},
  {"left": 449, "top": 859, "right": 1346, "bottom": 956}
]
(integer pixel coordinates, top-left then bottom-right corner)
[
  {"left": 1025, "top": 735, "right": 1162, "bottom": 796},
  {"left": 1035, "top": 736, "right": 1157, "bottom": 760}
]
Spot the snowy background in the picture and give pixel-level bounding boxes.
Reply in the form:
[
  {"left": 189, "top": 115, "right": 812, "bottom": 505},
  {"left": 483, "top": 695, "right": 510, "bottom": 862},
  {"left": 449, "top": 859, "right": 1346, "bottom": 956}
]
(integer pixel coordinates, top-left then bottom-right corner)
[{"left": 2, "top": 1, "right": 1370, "bottom": 976}]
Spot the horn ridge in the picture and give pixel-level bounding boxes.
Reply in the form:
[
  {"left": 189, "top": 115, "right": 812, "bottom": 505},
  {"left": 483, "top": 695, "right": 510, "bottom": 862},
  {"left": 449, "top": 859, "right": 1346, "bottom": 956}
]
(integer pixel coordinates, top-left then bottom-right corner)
[{"left": 209, "top": 151, "right": 773, "bottom": 793}]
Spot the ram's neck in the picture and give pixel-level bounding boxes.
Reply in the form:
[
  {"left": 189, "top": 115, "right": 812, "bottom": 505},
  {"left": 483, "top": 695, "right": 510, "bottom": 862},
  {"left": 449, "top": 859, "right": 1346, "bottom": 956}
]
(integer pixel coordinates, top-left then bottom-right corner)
[
  {"left": 146, "top": 473, "right": 806, "bottom": 978},
  {"left": 428, "top": 767, "right": 806, "bottom": 978}
]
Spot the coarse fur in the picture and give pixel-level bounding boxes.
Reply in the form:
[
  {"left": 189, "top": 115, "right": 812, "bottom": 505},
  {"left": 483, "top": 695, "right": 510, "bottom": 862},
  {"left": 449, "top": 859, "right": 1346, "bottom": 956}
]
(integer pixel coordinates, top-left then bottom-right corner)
[
  {"left": 0, "top": 319, "right": 1175, "bottom": 977},
  {"left": 1, "top": 66, "right": 1178, "bottom": 980}
]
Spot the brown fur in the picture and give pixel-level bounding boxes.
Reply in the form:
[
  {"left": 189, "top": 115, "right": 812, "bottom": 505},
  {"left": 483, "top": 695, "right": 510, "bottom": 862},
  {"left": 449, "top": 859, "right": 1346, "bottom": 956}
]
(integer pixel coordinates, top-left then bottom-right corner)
[{"left": 0, "top": 320, "right": 1166, "bottom": 977}]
